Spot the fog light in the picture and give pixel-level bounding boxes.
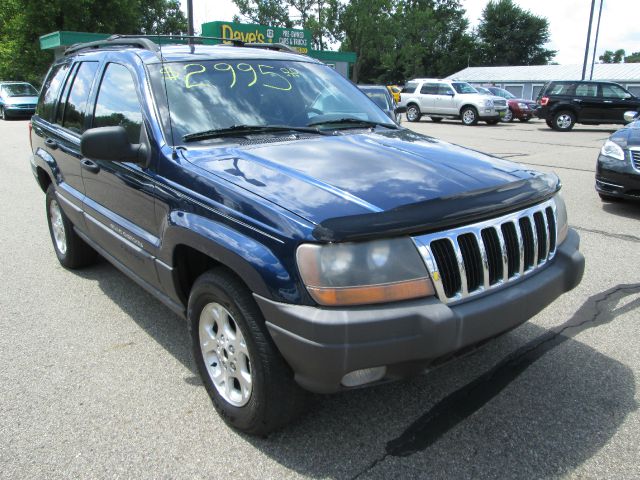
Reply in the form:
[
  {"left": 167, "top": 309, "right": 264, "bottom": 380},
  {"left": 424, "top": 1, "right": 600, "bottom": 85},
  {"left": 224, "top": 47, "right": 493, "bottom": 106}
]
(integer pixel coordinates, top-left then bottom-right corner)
[{"left": 341, "top": 366, "right": 387, "bottom": 387}]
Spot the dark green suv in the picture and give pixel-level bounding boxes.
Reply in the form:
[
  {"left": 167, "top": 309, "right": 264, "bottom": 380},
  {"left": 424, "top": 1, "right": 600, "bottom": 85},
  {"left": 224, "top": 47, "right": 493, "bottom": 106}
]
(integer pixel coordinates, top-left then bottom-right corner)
[{"left": 535, "top": 80, "right": 640, "bottom": 131}]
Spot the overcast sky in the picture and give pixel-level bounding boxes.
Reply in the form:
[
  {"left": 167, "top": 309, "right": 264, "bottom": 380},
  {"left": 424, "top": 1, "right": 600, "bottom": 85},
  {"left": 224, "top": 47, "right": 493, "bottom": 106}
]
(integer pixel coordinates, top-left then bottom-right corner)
[{"left": 182, "top": 0, "right": 639, "bottom": 65}]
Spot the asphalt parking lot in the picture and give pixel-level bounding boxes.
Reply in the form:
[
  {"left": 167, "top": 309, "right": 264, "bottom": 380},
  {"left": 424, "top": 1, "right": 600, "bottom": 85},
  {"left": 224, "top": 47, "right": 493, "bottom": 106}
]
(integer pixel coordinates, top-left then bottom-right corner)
[{"left": 1, "top": 116, "right": 639, "bottom": 479}]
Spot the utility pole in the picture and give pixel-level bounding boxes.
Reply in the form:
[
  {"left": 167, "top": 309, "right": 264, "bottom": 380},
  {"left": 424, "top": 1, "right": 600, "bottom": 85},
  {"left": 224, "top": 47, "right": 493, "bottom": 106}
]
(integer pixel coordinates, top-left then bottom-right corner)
[
  {"left": 581, "top": 0, "right": 596, "bottom": 80},
  {"left": 187, "top": 0, "right": 194, "bottom": 37},
  {"left": 590, "top": 0, "right": 604, "bottom": 80}
]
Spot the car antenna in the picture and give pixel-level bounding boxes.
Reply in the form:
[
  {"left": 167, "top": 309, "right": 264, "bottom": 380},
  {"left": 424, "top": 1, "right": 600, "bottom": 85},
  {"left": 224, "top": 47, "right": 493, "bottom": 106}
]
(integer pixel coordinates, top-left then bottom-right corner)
[{"left": 158, "top": 39, "right": 178, "bottom": 160}]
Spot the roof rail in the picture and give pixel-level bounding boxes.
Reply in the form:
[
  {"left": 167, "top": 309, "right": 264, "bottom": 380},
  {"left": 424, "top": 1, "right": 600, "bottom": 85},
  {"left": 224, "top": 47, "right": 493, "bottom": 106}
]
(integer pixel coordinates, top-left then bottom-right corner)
[
  {"left": 64, "top": 35, "right": 160, "bottom": 56},
  {"left": 63, "top": 34, "right": 303, "bottom": 57}
]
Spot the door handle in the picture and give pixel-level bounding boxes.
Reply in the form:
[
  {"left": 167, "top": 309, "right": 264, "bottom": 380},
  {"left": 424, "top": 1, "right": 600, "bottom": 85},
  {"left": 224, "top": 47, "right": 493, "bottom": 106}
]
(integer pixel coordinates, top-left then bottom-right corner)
[
  {"left": 44, "top": 138, "right": 58, "bottom": 150},
  {"left": 81, "top": 158, "right": 100, "bottom": 174},
  {"left": 572, "top": 99, "right": 582, "bottom": 103},
  {"left": 603, "top": 100, "right": 613, "bottom": 103}
]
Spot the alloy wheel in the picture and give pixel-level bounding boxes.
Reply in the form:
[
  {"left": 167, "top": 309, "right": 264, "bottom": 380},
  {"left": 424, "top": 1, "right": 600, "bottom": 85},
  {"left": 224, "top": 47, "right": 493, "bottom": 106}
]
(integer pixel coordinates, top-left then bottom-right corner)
[{"left": 49, "top": 199, "right": 67, "bottom": 255}]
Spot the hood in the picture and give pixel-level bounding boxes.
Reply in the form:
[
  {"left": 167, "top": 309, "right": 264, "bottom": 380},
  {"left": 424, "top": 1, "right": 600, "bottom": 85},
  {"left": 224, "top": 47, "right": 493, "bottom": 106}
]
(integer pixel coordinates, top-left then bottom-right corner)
[
  {"left": 183, "top": 129, "right": 549, "bottom": 226},
  {"left": 4, "top": 95, "right": 38, "bottom": 106},
  {"left": 611, "top": 121, "right": 640, "bottom": 148}
]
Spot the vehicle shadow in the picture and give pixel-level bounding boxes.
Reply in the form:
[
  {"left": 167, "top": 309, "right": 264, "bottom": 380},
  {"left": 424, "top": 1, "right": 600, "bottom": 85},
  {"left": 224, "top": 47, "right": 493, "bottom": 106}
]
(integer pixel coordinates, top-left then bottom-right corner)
[
  {"left": 73, "top": 259, "right": 196, "bottom": 375},
  {"left": 536, "top": 126, "right": 618, "bottom": 134},
  {"left": 73, "top": 262, "right": 638, "bottom": 479},
  {"left": 600, "top": 199, "right": 640, "bottom": 219}
]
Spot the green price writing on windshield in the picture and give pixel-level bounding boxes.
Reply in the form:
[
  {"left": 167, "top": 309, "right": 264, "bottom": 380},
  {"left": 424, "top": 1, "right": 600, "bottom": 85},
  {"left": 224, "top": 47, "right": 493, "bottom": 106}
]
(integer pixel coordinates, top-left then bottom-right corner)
[{"left": 177, "top": 63, "right": 296, "bottom": 91}]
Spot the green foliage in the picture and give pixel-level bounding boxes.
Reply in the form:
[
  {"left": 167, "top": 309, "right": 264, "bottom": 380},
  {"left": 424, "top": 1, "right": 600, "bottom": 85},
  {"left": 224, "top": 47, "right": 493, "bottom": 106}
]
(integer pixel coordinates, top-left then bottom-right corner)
[
  {"left": 232, "top": 0, "right": 293, "bottom": 27},
  {"left": 477, "top": 0, "right": 555, "bottom": 66},
  {"left": 626, "top": 51, "right": 640, "bottom": 63},
  {"left": 599, "top": 49, "right": 626, "bottom": 63},
  {"left": 0, "top": 0, "right": 186, "bottom": 86}
]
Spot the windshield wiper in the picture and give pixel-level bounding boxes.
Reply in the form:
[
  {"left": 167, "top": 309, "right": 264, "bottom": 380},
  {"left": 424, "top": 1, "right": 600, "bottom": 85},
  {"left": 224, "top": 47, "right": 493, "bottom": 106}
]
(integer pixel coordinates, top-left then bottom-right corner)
[
  {"left": 307, "top": 118, "right": 398, "bottom": 129},
  {"left": 183, "top": 124, "right": 324, "bottom": 142}
]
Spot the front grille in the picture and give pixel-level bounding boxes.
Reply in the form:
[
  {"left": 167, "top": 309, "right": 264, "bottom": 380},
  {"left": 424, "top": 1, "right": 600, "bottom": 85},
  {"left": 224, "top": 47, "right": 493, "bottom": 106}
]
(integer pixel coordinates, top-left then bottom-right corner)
[
  {"left": 494, "top": 99, "right": 507, "bottom": 107},
  {"left": 413, "top": 199, "right": 558, "bottom": 304},
  {"left": 14, "top": 104, "right": 34, "bottom": 109},
  {"left": 631, "top": 149, "right": 640, "bottom": 171}
]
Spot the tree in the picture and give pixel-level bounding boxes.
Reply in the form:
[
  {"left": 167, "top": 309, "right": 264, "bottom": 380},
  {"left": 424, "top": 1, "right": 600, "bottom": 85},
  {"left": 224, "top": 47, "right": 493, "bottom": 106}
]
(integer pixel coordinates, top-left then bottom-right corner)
[
  {"left": 0, "top": 0, "right": 186, "bottom": 86},
  {"left": 599, "top": 49, "right": 625, "bottom": 63},
  {"left": 477, "top": 0, "right": 555, "bottom": 66},
  {"left": 626, "top": 51, "right": 640, "bottom": 63},
  {"left": 232, "top": 0, "right": 293, "bottom": 27}
]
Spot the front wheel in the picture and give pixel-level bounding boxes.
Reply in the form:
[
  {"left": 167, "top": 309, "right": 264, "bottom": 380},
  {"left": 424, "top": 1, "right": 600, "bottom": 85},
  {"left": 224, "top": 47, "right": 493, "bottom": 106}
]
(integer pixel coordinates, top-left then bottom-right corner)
[
  {"left": 461, "top": 106, "right": 479, "bottom": 126},
  {"left": 189, "top": 269, "right": 306, "bottom": 435},
  {"left": 519, "top": 117, "right": 530, "bottom": 122},
  {"left": 552, "top": 111, "right": 576, "bottom": 131},
  {"left": 501, "top": 108, "right": 513, "bottom": 123},
  {"left": 0, "top": 106, "right": 6, "bottom": 120},
  {"left": 406, "top": 104, "right": 421, "bottom": 122},
  {"left": 45, "top": 185, "right": 97, "bottom": 268}
]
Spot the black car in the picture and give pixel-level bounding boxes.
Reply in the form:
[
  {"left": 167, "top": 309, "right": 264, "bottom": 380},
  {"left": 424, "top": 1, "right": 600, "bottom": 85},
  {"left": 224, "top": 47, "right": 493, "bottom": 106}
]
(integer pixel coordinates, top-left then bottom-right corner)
[
  {"left": 535, "top": 80, "right": 640, "bottom": 131},
  {"left": 596, "top": 110, "right": 640, "bottom": 201},
  {"left": 357, "top": 84, "right": 404, "bottom": 123}
]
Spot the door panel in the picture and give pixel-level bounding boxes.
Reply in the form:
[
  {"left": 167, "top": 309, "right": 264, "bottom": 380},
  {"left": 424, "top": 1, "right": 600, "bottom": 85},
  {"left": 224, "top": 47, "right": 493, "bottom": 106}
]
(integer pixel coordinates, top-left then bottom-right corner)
[{"left": 82, "top": 62, "right": 160, "bottom": 288}]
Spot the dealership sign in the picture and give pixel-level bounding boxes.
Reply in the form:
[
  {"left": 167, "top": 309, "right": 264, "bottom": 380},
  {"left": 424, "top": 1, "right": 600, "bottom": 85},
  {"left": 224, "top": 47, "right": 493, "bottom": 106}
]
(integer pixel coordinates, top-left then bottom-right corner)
[{"left": 202, "top": 21, "right": 311, "bottom": 54}]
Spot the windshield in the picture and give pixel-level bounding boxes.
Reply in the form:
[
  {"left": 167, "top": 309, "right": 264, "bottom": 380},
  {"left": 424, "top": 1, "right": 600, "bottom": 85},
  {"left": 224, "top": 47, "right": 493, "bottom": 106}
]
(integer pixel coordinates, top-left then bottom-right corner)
[
  {"left": 452, "top": 82, "right": 478, "bottom": 94},
  {"left": 475, "top": 87, "right": 491, "bottom": 95},
  {"left": 149, "top": 60, "right": 393, "bottom": 145},
  {"left": 2, "top": 83, "right": 38, "bottom": 97}
]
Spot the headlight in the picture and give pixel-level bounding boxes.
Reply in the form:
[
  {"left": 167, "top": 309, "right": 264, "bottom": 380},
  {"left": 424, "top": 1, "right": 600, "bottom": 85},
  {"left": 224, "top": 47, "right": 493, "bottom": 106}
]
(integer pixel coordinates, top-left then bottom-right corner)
[
  {"left": 600, "top": 140, "right": 625, "bottom": 161},
  {"left": 297, "top": 238, "right": 434, "bottom": 306},
  {"left": 484, "top": 99, "right": 494, "bottom": 107},
  {"left": 517, "top": 102, "right": 528, "bottom": 109},
  {"left": 555, "top": 194, "right": 569, "bottom": 245}
]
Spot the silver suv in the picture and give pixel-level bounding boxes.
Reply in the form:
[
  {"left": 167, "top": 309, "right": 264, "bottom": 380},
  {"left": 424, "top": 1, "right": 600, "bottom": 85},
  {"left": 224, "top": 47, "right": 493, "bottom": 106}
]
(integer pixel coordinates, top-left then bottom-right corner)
[{"left": 400, "top": 79, "right": 506, "bottom": 125}]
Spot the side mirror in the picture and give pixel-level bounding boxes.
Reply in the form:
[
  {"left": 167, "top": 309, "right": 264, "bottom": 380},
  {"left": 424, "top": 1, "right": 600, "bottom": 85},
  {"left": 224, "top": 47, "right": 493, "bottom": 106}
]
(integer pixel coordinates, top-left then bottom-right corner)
[
  {"left": 623, "top": 111, "right": 639, "bottom": 123},
  {"left": 395, "top": 106, "right": 407, "bottom": 114},
  {"left": 81, "top": 126, "right": 146, "bottom": 163}
]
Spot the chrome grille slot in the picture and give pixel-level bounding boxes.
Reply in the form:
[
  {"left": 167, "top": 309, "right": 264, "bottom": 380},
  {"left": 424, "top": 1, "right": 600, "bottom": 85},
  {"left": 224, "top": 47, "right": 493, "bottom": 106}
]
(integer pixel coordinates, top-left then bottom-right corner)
[
  {"left": 631, "top": 150, "right": 640, "bottom": 170},
  {"left": 481, "top": 228, "right": 502, "bottom": 285},
  {"left": 412, "top": 199, "right": 558, "bottom": 304}
]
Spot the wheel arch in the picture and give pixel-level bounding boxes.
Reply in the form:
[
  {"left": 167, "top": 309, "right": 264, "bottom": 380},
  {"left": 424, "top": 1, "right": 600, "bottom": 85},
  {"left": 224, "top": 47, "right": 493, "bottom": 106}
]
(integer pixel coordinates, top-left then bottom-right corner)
[{"left": 459, "top": 104, "right": 478, "bottom": 115}]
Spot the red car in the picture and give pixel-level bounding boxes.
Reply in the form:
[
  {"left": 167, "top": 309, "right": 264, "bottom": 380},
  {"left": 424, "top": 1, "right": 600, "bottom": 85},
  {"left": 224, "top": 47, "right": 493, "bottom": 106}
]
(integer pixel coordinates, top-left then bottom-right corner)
[{"left": 486, "top": 86, "right": 537, "bottom": 123}]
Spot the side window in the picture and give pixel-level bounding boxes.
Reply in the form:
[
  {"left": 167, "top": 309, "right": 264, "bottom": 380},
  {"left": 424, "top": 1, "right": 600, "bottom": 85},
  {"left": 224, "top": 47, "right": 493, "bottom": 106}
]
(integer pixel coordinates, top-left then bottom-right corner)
[
  {"left": 61, "top": 62, "right": 99, "bottom": 133},
  {"left": 575, "top": 83, "right": 597, "bottom": 97},
  {"left": 36, "top": 63, "right": 71, "bottom": 122},
  {"left": 601, "top": 84, "right": 629, "bottom": 99},
  {"left": 93, "top": 63, "right": 143, "bottom": 143},
  {"left": 420, "top": 83, "right": 438, "bottom": 95},
  {"left": 401, "top": 82, "right": 418, "bottom": 94},
  {"left": 437, "top": 84, "right": 454, "bottom": 95},
  {"left": 548, "top": 82, "right": 572, "bottom": 95}
]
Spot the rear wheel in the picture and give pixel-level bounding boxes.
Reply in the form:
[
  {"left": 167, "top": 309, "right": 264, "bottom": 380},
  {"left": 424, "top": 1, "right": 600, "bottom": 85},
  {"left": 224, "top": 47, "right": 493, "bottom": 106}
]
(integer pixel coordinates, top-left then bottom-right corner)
[
  {"left": 45, "top": 185, "right": 97, "bottom": 269},
  {"left": 546, "top": 118, "right": 554, "bottom": 128},
  {"left": 552, "top": 111, "right": 576, "bottom": 131},
  {"left": 501, "top": 108, "right": 513, "bottom": 123},
  {"left": 0, "top": 106, "right": 6, "bottom": 120},
  {"left": 406, "top": 104, "right": 421, "bottom": 122},
  {"left": 461, "top": 106, "right": 478, "bottom": 126},
  {"left": 189, "top": 269, "right": 306, "bottom": 435}
]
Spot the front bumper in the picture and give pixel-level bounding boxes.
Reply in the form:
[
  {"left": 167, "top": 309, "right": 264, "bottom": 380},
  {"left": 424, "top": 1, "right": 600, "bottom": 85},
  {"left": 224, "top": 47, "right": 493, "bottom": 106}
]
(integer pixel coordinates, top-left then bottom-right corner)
[
  {"left": 4, "top": 105, "right": 36, "bottom": 117},
  {"left": 596, "top": 152, "right": 640, "bottom": 200},
  {"left": 478, "top": 107, "right": 501, "bottom": 120},
  {"left": 256, "top": 229, "right": 584, "bottom": 393}
]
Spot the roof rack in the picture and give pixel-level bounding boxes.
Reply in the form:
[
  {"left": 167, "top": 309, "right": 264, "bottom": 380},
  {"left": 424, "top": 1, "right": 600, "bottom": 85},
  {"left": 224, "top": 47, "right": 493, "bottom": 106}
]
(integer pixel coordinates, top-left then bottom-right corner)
[{"left": 64, "top": 34, "right": 303, "bottom": 57}]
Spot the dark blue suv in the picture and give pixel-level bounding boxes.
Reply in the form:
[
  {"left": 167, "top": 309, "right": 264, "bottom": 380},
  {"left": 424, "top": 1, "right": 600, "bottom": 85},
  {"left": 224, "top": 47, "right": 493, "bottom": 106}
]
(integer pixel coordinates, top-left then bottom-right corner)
[{"left": 30, "top": 36, "right": 584, "bottom": 435}]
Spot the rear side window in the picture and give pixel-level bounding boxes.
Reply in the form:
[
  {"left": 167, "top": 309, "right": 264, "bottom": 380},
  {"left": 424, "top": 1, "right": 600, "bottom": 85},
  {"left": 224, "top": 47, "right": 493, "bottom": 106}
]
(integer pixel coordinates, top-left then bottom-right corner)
[
  {"left": 437, "top": 84, "right": 455, "bottom": 95},
  {"left": 401, "top": 82, "right": 418, "bottom": 94},
  {"left": 61, "top": 62, "right": 100, "bottom": 133},
  {"left": 36, "top": 63, "right": 71, "bottom": 122},
  {"left": 547, "top": 82, "right": 573, "bottom": 95},
  {"left": 420, "top": 83, "right": 439, "bottom": 95},
  {"left": 575, "top": 83, "right": 597, "bottom": 97},
  {"left": 92, "top": 63, "right": 143, "bottom": 143}
]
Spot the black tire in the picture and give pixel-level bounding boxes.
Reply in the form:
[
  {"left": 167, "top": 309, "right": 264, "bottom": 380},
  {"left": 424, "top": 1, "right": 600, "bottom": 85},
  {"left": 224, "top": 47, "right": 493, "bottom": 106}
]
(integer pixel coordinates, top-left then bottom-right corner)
[
  {"left": 486, "top": 119, "right": 499, "bottom": 125},
  {"left": 406, "top": 104, "right": 421, "bottom": 122},
  {"left": 501, "top": 108, "right": 514, "bottom": 123},
  {"left": 519, "top": 118, "right": 530, "bottom": 122},
  {"left": 0, "top": 106, "right": 7, "bottom": 120},
  {"left": 552, "top": 110, "right": 576, "bottom": 131},
  {"left": 189, "top": 268, "right": 306, "bottom": 436},
  {"left": 430, "top": 116, "right": 443, "bottom": 123},
  {"left": 460, "top": 106, "right": 478, "bottom": 126},
  {"left": 546, "top": 118, "right": 554, "bottom": 128},
  {"left": 45, "top": 185, "right": 97, "bottom": 269}
]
